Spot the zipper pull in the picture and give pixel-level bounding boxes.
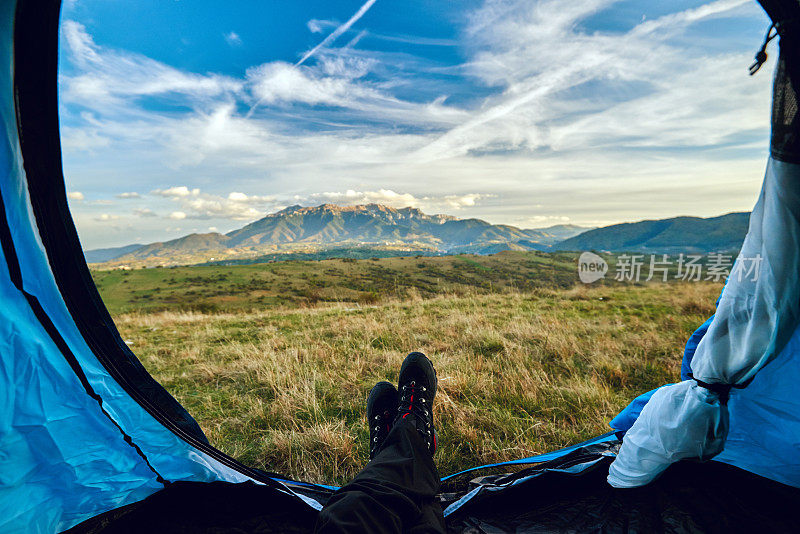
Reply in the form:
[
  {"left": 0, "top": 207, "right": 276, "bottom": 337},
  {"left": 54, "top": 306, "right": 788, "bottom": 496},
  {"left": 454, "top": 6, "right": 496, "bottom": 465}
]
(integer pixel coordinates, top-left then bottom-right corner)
[{"left": 750, "top": 22, "right": 778, "bottom": 76}]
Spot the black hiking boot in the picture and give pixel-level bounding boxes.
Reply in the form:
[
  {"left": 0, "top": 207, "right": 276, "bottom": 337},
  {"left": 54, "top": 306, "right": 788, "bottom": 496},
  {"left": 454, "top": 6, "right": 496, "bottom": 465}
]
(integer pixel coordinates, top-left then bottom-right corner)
[
  {"left": 395, "top": 352, "right": 438, "bottom": 455},
  {"left": 367, "top": 381, "right": 399, "bottom": 460}
]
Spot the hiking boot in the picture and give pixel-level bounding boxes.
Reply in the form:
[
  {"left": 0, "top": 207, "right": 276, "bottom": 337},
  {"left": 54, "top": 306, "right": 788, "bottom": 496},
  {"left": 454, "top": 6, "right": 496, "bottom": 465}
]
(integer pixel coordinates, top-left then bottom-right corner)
[
  {"left": 367, "top": 381, "right": 399, "bottom": 460},
  {"left": 395, "top": 351, "right": 437, "bottom": 455}
]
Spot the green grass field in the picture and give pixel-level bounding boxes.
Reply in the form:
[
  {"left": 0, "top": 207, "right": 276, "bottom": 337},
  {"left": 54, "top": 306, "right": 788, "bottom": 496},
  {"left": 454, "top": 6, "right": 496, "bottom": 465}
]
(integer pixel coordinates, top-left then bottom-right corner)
[
  {"left": 92, "top": 251, "right": 580, "bottom": 314},
  {"left": 94, "top": 252, "right": 721, "bottom": 484}
]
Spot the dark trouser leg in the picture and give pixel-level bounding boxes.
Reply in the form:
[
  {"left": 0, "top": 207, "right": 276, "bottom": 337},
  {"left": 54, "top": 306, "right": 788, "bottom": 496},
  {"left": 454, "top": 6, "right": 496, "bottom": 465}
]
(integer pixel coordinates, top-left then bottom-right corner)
[{"left": 314, "top": 418, "right": 445, "bottom": 534}]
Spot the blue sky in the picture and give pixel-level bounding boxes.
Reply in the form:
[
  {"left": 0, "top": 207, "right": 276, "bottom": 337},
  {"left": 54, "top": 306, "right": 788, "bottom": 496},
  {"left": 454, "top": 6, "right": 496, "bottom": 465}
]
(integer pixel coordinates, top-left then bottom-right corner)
[{"left": 59, "top": 0, "right": 772, "bottom": 249}]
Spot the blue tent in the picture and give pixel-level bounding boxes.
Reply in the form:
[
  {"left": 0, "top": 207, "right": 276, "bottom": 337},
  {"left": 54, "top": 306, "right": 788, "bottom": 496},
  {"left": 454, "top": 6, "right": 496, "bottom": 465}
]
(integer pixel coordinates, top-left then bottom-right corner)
[{"left": 1, "top": 1, "right": 799, "bottom": 532}]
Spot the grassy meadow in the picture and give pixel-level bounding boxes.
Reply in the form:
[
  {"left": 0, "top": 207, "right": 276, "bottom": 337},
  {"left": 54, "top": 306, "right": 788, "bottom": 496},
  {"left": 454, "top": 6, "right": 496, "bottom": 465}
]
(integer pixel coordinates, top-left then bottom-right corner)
[
  {"left": 91, "top": 251, "right": 579, "bottom": 314},
  {"left": 95, "top": 252, "right": 721, "bottom": 485}
]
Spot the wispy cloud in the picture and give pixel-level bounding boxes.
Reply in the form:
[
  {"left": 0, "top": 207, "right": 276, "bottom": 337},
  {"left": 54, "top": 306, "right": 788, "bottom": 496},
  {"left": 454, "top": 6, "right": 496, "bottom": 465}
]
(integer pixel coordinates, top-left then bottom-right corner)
[
  {"left": 61, "top": 126, "right": 110, "bottom": 151},
  {"left": 134, "top": 208, "right": 157, "bottom": 217},
  {"left": 61, "top": 21, "right": 242, "bottom": 109},
  {"left": 365, "top": 32, "right": 457, "bottom": 47},
  {"left": 296, "top": 0, "right": 379, "bottom": 66},
  {"left": 307, "top": 19, "right": 327, "bottom": 34},
  {"left": 305, "top": 19, "right": 457, "bottom": 47},
  {"left": 246, "top": 59, "right": 379, "bottom": 106},
  {"left": 416, "top": 0, "right": 762, "bottom": 161},
  {"left": 59, "top": 1, "right": 772, "bottom": 248},
  {"left": 224, "top": 31, "right": 242, "bottom": 47},
  {"left": 243, "top": 0, "right": 383, "bottom": 117}
]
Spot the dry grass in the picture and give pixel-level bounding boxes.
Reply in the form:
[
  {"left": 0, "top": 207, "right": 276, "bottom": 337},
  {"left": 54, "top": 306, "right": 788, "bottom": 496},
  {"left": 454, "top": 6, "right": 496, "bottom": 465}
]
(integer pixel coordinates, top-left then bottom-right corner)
[{"left": 114, "top": 282, "right": 720, "bottom": 485}]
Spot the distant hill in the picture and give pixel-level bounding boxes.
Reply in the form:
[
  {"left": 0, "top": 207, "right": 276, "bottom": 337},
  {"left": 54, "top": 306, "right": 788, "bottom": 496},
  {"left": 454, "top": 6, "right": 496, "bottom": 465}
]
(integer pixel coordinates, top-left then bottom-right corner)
[
  {"left": 84, "top": 205, "right": 755, "bottom": 267},
  {"left": 83, "top": 244, "right": 144, "bottom": 263},
  {"left": 85, "top": 204, "right": 590, "bottom": 267},
  {"left": 201, "top": 246, "right": 443, "bottom": 266},
  {"left": 554, "top": 212, "right": 749, "bottom": 253},
  {"left": 536, "top": 224, "right": 592, "bottom": 242},
  {"left": 223, "top": 204, "right": 573, "bottom": 249},
  {"left": 84, "top": 206, "right": 754, "bottom": 267},
  {"left": 120, "top": 233, "right": 231, "bottom": 260}
]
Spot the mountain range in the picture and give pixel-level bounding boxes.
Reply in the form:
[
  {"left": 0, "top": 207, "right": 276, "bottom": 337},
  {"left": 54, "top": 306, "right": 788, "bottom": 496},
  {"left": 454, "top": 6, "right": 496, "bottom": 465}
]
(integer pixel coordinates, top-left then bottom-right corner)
[
  {"left": 84, "top": 204, "right": 750, "bottom": 267},
  {"left": 552, "top": 212, "right": 750, "bottom": 254}
]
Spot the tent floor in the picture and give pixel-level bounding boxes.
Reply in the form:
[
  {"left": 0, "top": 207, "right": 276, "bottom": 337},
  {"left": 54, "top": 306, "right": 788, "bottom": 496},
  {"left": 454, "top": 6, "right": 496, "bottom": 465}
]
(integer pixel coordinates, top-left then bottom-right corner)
[
  {"left": 443, "top": 457, "right": 800, "bottom": 533},
  {"left": 67, "top": 446, "right": 800, "bottom": 534},
  {"left": 64, "top": 480, "right": 319, "bottom": 534}
]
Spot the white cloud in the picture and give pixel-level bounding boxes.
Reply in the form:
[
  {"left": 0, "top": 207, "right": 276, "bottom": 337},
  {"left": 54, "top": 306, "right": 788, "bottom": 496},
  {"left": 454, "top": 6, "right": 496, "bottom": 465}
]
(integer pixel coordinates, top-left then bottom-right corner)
[
  {"left": 182, "top": 197, "right": 270, "bottom": 220},
  {"left": 116, "top": 192, "right": 141, "bottom": 199},
  {"left": 311, "top": 189, "right": 417, "bottom": 207},
  {"left": 224, "top": 31, "right": 242, "bottom": 47},
  {"left": 61, "top": 127, "right": 110, "bottom": 151},
  {"left": 208, "top": 226, "right": 219, "bottom": 232},
  {"left": 227, "top": 192, "right": 248, "bottom": 202},
  {"left": 416, "top": 0, "right": 765, "bottom": 161},
  {"left": 246, "top": 60, "right": 379, "bottom": 107},
  {"left": 67, "top": 191, "right": 85, "bottom": 200},
  {"left": 519, "top": 215, "right": 572, "bottom": 228},
  {"left": 152, "top": 186, "right": 277, "bottom": 220},
  {"left": 95, "top": 213, "right": 119, "bottom": 221},
  {"left": 303, "top": 189, "right": 490, "bottom": 211},
  {"left": 134, "top": 208, "right": 157, "bottom": 217},
  {"left": 61, "top": 21, "right": 242, "bottom": 108},
  {"left": 59, "top": 2, "right": 774, "bottom": 249},
  {"left": 307, "top": 19, "right": 328, "bottom": 34},
  {"left": 435, "top": 194, "right": 484, "bottom": 209},
  {"left": 152, "top": 186, "right": 199, "bottom": 198},
  {"left": 59, "top": 21, "right": 466, "bottom": 179},
  {"left": 241, "top": 52, "right": 467, "bottom": 127},
  {"left": 227, "top": 191, "right": 274, "bottom": 203}
]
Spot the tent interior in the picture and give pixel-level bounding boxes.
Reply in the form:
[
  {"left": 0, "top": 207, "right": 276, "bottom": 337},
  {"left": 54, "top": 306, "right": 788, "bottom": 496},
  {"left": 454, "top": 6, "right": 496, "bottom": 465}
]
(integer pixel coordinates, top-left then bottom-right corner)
[{"left": 2, "top": 0, "right": 800, "bottom": 532}]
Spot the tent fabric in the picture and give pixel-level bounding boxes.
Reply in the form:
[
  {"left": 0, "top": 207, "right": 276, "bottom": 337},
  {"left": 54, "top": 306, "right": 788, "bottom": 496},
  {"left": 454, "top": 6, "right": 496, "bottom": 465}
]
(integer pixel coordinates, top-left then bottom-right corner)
[
  {"left": 691, "top": 158, "right": 800, "bottom": 385},
  {"left": 680, "top": 313, "right": 715, "bottom": 380},
  {"left": 443, "top": 447, "right": 800, "bottom": 534},
  {"left": 14, "top": 0, "right": 212, "bottom": 451},
  {"left": 64, "top": 481, "right": 321, "bottom": 534},
  {"left": 608, "top": 387, "right": 663, "bottom": 432},
  {"left": 607, "top": 380, "right": 729, "bottom": 488},
  {"left": 2, "top": 1, "right": 322, "bottom": 531},
  {"left": 65, "top": 441, "right": 800, "bottom": 534},
  {"left": 760, "top": 0, "right": 800, "bottom": 163},
  {"left": 609, "top": 156, "right": 800, "bottom": 487},
  {"left": 713, "top": 319, "right": 800, "bottom": 487},
  {"left": 608, "top": 0, "right": 800, "bottom": 488}
]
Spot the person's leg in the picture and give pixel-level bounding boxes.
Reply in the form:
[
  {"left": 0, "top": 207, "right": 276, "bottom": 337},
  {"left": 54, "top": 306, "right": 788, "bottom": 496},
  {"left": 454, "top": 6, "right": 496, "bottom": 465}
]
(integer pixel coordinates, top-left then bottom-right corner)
[
  {"left": 314, "top": 418, "right": 443, "bottom": 534},
  {"left": 315, "top": 353, "right": 445, "bottom": 534},
  {"left": 408, "top": 502, "right": 447, "bottom": 534}
]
